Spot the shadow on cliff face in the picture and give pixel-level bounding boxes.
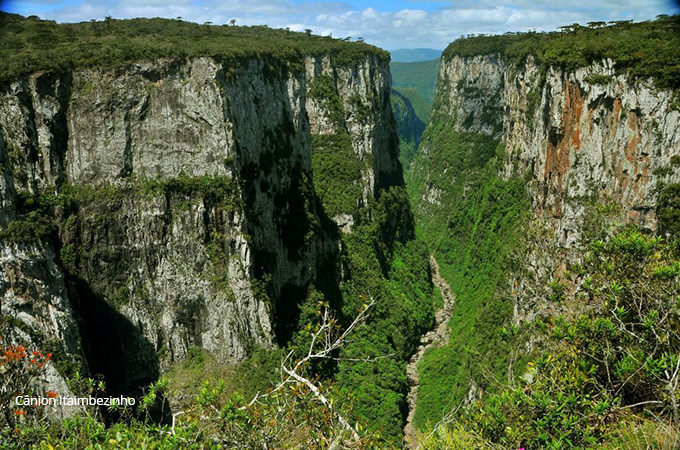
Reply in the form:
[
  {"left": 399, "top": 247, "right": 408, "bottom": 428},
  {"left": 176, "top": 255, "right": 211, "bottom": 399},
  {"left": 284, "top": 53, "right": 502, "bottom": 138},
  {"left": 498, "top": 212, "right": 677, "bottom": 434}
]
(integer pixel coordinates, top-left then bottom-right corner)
[
  {"left": 69, "top": 276, "right": 168, "bottom": 423},
  {"left": 259, "top": 173, "right": 343, "bottom": 347}
]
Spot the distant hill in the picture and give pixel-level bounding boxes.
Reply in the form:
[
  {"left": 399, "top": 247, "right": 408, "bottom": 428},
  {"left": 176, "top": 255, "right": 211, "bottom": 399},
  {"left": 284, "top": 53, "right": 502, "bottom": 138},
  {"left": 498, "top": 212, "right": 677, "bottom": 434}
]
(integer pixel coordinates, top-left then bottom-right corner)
[
  {"left": 396, "top": 87, "right": 430, "bottom": 123},
  {"left": 390, "top": 58, "right": 441, "bottom": 168},
  {"left": 390, "top": 48, "right": 442, "bottom": 63},
  {"left": 390, "top": 58, "right": 440, "bottom": 106}
]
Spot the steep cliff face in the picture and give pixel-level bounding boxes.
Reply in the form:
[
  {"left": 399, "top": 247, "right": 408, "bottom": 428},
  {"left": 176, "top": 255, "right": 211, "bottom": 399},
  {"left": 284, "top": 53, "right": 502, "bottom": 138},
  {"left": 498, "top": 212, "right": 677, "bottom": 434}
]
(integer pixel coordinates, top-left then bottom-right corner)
[
  {"left": 440, "top": 54, "right": 680, "bottom": 234},
  {"left": 0, "top": 51, "right": 400, "bottom": 393},
  {"left": 430, "top": 53, "right": 680, "bottom": 317}
]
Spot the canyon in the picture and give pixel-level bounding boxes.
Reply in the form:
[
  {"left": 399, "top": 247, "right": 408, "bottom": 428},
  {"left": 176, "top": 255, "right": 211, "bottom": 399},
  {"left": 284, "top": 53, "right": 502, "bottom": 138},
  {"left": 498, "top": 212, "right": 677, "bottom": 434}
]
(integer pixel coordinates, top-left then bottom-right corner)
[{"left": 1, "top": 13, "right": 679, "bottom": 448}]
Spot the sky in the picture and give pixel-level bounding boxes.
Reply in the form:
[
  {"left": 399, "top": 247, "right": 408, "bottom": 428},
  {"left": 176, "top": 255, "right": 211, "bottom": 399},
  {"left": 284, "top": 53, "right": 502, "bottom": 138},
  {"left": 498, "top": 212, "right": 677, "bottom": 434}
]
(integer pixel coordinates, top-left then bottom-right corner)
[{"left": 2, "top": 0, "right": 679, "bottom": 50}]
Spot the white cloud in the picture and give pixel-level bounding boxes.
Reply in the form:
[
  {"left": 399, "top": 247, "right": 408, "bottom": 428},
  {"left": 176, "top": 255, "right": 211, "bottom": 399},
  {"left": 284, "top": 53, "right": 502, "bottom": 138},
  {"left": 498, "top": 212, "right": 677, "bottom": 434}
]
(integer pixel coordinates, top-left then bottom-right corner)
[
  {"left": 117, "top": 0, "right": 192, "bottom": 6},
  {"left": 361, "top": 7, "right": 378, "bottom": 20},
  {"left": 394, "top": 9, "right": 427, "bottom": 22}
]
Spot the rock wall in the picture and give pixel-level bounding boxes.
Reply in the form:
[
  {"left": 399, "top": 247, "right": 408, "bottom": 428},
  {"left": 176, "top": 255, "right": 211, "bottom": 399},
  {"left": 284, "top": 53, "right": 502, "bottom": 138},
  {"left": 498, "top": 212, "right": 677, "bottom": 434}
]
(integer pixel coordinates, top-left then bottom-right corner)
[
  {"left": 0, "top": 52, "right": 400, "bottom": 392},
  {"left": 433, "top": 53, "right": 680, "bottom": 318}
]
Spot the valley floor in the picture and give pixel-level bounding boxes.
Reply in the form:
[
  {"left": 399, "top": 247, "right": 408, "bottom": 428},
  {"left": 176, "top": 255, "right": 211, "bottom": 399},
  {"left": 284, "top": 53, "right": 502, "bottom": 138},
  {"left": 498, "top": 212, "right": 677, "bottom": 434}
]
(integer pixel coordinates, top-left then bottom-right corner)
[{"left": 404, "top": 255, "right": 455, "bottom": 448}]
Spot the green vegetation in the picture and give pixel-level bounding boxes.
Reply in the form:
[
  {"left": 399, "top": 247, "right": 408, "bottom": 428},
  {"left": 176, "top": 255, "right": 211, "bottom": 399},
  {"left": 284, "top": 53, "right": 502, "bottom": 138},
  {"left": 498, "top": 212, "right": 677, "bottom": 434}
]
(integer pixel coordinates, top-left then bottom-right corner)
[
  {"left": 0, "top": 210, "right": 56, "bottom": 244},
  {"left": 390, "top": 59, "right": 440, "bottom": 172},
  {"left": 396, "top": 87, "right": 431, "bottom": 124},
  {"left": 0, "top": 11, "right": 444, "bottom": 448},
  {"left": 407, "top": 18, "right": 680, "bottom": 445},
  {"left": 408, "top": 16, "right": 680, "bottom": 444},
  {"left": 583, "top": 73, "right": 614, "bottom": 85},
  {"left": 409, "top": 113, "right": 530, "bottom": 427},
  {"left": 311, "top": 132, "right": 363, "bottom": 217},
  {"left": 334, "top": 205, "right": 431, "bottom": 441},
  {"left": 392, "top": 89, "right": 426, "bottom": 168},
  {"left": 269, "top": 183, "right": 433, "bottom": 443},
  {"left": 1, "top": 311, "right": 382, "bottom": 449},
  {"left": 420, "top": 229, "right": 680, "bottom": 448},
  {"left": 307, "top": 74, "right": 368, "bottom": 218},
  {"left": 309, "top": 75, "right": 346, "bottom": 124},
  {"left": 658, "top": 183, "right": 680, "bottom": 237},
  {"left": 389, "top": 59, "right": 439, "bottom": 169},
  {"left": 389, "top": 58, "right": 441, "bottom": 171},
  {"left": 1, "top": 175, "right": 239, "bottom": 245},
  {"left": 10, "top": 11, "right": 680, "bottom": 448},
  {"left": 0, "top": 18, "right": 437, "bottom": 443},
  {"left": 444, "top": 15, "right": 680, "bottom": 89},
  {"left": 0, "top": 12, "right": 388, "bottom": 81},
  {"left": 166, "top": 346, "right": 284, "bottom": 412},
  {"left": 391, "top": 58, "right": 441, "bottom": 105},
  {"left": 1, "top": 200, "right": 435, "bottom": 446}
]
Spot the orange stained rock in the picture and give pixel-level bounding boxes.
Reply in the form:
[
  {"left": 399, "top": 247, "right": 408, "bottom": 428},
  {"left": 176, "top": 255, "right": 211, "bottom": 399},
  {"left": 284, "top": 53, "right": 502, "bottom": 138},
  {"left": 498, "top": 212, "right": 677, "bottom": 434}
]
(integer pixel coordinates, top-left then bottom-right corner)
[
  {"left": 625, "top": 116, "right": 641, "bottom": 163},
  {"left": 612, "top": 98, "right": 622, "bottom": 135},
  {"left": 543, "top": 81, "right": 583, "bottom": 188}
]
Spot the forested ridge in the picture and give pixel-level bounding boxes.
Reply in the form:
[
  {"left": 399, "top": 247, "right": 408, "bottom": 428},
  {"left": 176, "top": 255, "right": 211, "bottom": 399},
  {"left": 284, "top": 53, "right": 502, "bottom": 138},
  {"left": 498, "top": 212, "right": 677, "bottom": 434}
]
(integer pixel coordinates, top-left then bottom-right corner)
[{"left": 0, "top": 12, "right": 387, "bottom": 81}]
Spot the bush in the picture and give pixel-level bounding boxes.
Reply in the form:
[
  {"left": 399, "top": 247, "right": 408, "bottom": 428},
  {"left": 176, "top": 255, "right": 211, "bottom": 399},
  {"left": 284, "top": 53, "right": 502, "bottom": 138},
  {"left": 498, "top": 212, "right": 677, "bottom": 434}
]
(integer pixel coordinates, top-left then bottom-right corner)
[{"left": 657, "top": 183, "right": 680, "bottom": 237}]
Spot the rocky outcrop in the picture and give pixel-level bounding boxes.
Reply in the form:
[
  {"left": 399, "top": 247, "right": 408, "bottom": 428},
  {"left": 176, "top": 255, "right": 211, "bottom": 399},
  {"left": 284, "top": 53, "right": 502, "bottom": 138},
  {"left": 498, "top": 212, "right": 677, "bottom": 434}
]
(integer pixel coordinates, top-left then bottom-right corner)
[
  {"left": 438, "top": 54, "right": 680, "bottom": 238},
  {"left": 0, "top": 51, "right": 400, "bottom": 394}
]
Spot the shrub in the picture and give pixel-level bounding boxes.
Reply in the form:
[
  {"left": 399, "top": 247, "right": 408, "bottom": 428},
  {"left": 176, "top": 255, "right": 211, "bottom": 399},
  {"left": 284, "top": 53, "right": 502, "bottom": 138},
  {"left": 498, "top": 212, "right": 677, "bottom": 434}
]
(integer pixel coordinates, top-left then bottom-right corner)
[
  {"left": 657, "top": 183, "right": 680, "bottom": 237},
  {"left": 0, "top": 333, "right": 53, "bottom": 429}
]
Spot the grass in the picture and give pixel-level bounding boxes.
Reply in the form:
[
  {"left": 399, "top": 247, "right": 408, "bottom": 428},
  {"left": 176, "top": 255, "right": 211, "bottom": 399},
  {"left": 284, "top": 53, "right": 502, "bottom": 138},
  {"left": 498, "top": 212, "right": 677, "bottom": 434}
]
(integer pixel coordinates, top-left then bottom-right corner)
[{"left": 166, "top": 346, "right": 284, "bottom": 412}]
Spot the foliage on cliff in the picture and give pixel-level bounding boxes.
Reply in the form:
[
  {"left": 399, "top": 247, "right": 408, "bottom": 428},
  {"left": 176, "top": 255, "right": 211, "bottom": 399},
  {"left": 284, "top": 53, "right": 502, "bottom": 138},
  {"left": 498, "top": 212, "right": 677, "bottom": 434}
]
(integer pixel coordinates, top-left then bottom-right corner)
[
  {"left": 658, "top": 183, "right": 680, "bottom": 238},
  {"left": 308, "top": 74, "right": 365, "bottom": 218},
  {"left": 443, "top": 14, "right": 680, "bottom": 89},
  {"left": 0, "top": 12, "right": 388, "bottom": 81}
]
